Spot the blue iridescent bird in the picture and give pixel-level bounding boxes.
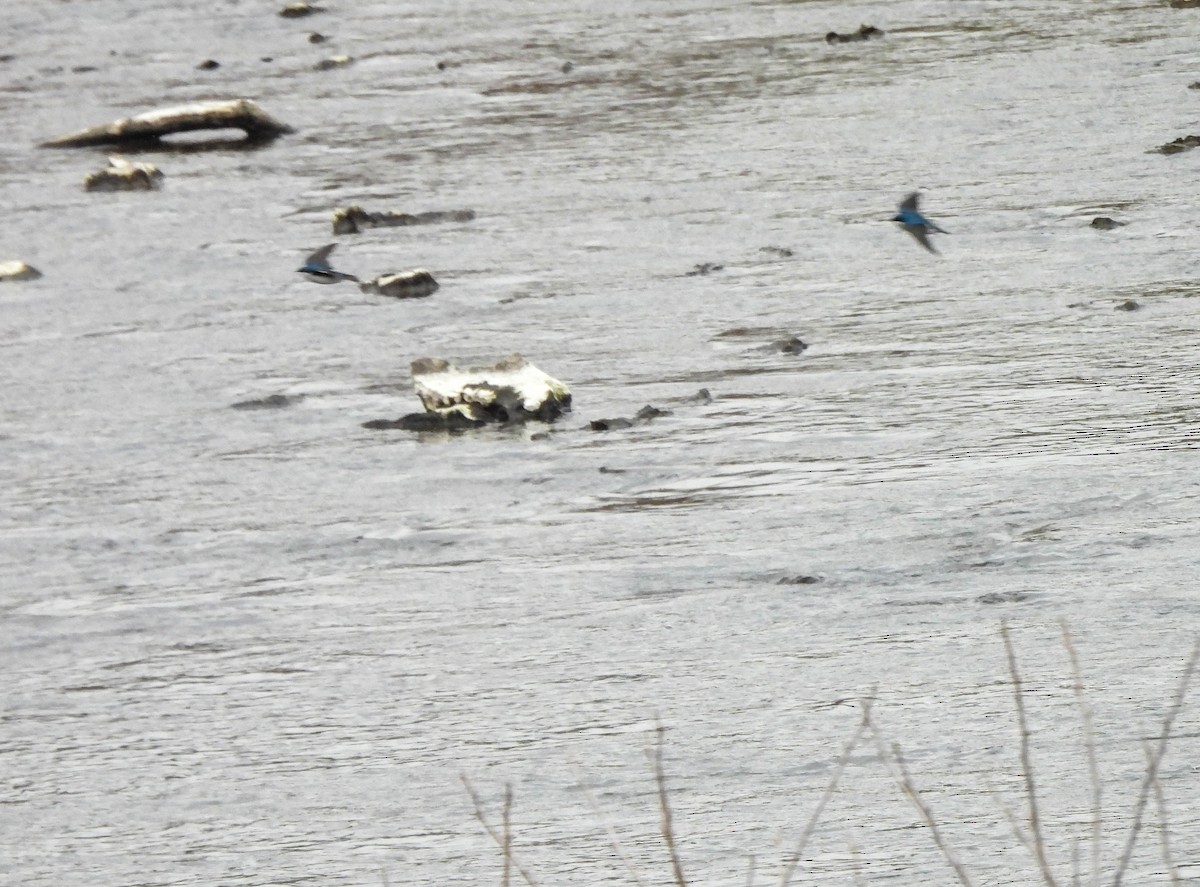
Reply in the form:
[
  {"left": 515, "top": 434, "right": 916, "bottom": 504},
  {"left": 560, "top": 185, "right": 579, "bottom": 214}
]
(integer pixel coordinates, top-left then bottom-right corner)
[
  {"left": 892, "top": 192, "right": 948, "bottom": 254},
  {"left": 297, "top": 243, "right": 359, "bottom": 284}
]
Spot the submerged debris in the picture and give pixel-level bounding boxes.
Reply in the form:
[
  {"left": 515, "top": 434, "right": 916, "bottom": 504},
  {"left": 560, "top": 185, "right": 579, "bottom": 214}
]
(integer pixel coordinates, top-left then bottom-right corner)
[
  {"left": 684, "top": 262, "right": 723, "bottom": 277},
  {"left": 1090, "top": 216, "right": 1124, "bottom": 230},
  {"left": 332, "top": 206, "right": 476, "bottom": 235},
  {"left": 364, "top": 354, "right": 571, "bottom": 431},
  {"left": 279, "top": 2, "right": 323, "bottom": 17},
  {"left": 359, "top": 269, "right": 439, "bottom": 300},
  {"left": 41, "top": 99, "right": 294, "bottom": 148},
  {"left": 315, "top": 55, "right": 353, "bottom": 71},
  {"left": 769, "top": 335, "right": 808, "bottom": 355},
  {"left": 825, "top": 25, "right": 884, "bottom": 44},
  {"left": 230, "top": 393, "right": 303, "bottom": 410},
  {"left": 1152, "top": 134, "right": 1200, "bottom": 154},
  {"left": 1115, "top": 299, "right": 1140, "bottom": 312},
  {"left": 0, "top": 260, "right": 42, "bottom": 282},
  {"left": 84, "top": 157, "right": 163, "bottom": 192},
  {"left": 590, "top": 404, "right": 671, "bottom": 432}
]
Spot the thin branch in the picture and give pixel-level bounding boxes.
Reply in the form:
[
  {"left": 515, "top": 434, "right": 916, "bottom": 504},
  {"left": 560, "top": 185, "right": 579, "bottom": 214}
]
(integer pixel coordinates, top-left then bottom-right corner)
[
  {"left": 745, "top": 853, "right": 757, "bottom": 887},
  {"left": 1142, "top": 742, "right": 1181, "bottom": 887},
  {"left": 1002, "top": 620, "right": 1059, "bottom": 887},
  {"left": 572, "top": 765, "right": 649, "bottom": 887},
  {"left": 461, "top": 776, "right": 542, "bottom": 887},
  {"left": 777, "top": 699, "right": 873, "bottom": 887},
  {"left": 881, "top": 735, "right": 977, "bottom": 887},
  {"left": 502, "top": 784, "right": 513, "bottom": 887},
  {"left": 848, "top": 841, "right": 869, "bottom": 887},
  {"left": 984, "top": 776, "right": 1035, "bottom": 860},
  {"left": 650, "top": 722, "right": 688, "bottom": 887},
  {"left": 1110, "top": 638, "right": 1200, "bottom": 887},
  {"left": 1060, "top": 620, "right": 1103, "bottom": 887}
]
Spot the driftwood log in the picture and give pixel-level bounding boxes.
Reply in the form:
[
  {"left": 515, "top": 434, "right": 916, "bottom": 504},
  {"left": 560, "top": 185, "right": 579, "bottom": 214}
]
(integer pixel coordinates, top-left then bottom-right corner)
[{"left": 41, "top": 99, "right": 294, "bottom": 148}]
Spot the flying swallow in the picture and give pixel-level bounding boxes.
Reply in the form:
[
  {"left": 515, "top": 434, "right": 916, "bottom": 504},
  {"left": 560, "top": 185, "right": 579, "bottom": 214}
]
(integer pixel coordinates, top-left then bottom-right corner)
[
  {"left": 892, "top": 192, "right": 948, "bottom": 254},
  {"left": 297, "top": 243, "right": 359, "bottom": 283}
]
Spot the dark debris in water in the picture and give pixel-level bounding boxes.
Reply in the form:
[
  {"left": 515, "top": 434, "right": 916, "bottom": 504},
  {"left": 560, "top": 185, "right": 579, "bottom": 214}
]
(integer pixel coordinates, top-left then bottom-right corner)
[
  {"left": 590, "top": 404, "right": 671, "bottom": 432},
  {"left": 684, "top": 262, "right": 724, "bottom": 277},
  {"left": 231, "top": 393, "right": 303, "bottom": 410},
  {"left": 769, "top": 336, "right": 808, "bottom": 355},
  {"left": 825, "top": 25, "right": 884, "bottom": 44},
  {"left": 777, "top": 575, "right": 821, "bottom": 586},
  {"left": 279, "top": 2, "right": 324, "bottom": 18},
  {"left": 1090, "top": 216, "right": 1124, "bottom": 230},
  {"left": 1115, "top": 299, "right": 1140, "bottom": 311},
  {"left": 1153, "top": 134, "right": 1200, "bottom": 154},
  {"left": 976, "top": 590, "right": 1032, "bottom": 604},
  {"left": 362, "top": 412, "right": 486, "bottom": 432}
]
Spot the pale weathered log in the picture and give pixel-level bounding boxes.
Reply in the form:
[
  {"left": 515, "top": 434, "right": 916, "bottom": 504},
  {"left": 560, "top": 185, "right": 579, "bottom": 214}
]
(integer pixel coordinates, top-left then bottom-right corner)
[{"left": 41, "top": 99, "right": 294, "bottom": 148}]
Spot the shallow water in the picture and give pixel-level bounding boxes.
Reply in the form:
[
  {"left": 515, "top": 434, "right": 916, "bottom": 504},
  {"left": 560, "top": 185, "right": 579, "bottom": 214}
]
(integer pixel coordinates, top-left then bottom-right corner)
[{"left": 3, "top": 1, "right": 1200, "bottom": 885}]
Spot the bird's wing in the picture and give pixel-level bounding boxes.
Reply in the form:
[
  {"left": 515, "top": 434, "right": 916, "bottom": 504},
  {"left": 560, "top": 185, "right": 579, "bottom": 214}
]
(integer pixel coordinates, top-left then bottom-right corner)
[
  {"left": 305, "top": 243, "right": 338, "bottom": 267},
  {"left": 906, "top": 224, "right": 939, "bottom": 254},
  {"left": 928, "top": 221, "right": 949, "bottom": 234},
  {"left": 899, "top": 192, "right": 921, "bottom": 212}
]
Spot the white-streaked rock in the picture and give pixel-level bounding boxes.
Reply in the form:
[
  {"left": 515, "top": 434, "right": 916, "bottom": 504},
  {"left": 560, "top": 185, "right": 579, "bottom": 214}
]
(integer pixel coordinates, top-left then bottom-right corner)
[
  {"left": 359, "top": 269, "right": 438, "bottom": 299},
  {"left": 0, "top": 261, "right": 42, "bottom": 282},
  {"left": 41, "top": 99, "right": 294, "bottom": 148},
  {"left": 411, "top": 354, "right": 571, "bottom": 424},
  {"left": 84, "top": 157, "right": 164, "bottom": 192}
]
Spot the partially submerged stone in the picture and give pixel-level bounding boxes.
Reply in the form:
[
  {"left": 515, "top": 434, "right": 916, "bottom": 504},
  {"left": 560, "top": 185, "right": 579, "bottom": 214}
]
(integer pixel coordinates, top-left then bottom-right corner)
[
  {"left": 364, "top": 354, "right": 571, "bottom": 430},
  {"left": 84, "top": 157, "right": 163, "bottom": 192},
  {"left": 1090, "top": 216, "right": 1124, "bottom": 230},
  {"left": 41, "top": 99, "right": 294, "bottom": 148},
  {"left": 826, "top": 25, "right": 884, "bottom": 44},
  {"left": 0, "top": 261, "right": 42, "bottom": 282},
  {"left": 359, "top": 269, "right": 438, "bottom": 299},
  {"left": 332, "top": 205, "right": 476, "bottom": 235}
]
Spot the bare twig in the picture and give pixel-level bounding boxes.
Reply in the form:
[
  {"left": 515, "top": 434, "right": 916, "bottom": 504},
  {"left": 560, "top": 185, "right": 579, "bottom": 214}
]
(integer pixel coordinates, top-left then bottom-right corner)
[
  {"left": 461, "top": 776, "right": 542, "bottom": 887},
  {"left": 1060, "top": 620, "right": 1102, "bottom": 887},
  {"left": 572, "top": 765, "right": 650, "bottom": 887},
  {"left": 848, "top": 841, "right": 869, "bottom": 887},
  {"left": 502, "top": 784, "right": 513, "bottom": 887},
  {"left": 1110, "top": 639, "right": 1200, "bottom": 887},
  {"left": 1142, "top": 741, "right": 1182, "bottom": 887},
  {"left": 881, "top": 735, "right": 977, "bottom": 887},
  {"left": 984, "top": 776, "right": 1035, "bottom": 859},
  {"left": 650, "top": 722, "right": 688, "bottom": 887},
  {"left": 1001, "top": 621, "right": 1059, "bottom": 887},
  {"left": 777, "top": 699, "right": 873, "bottom": 887}
]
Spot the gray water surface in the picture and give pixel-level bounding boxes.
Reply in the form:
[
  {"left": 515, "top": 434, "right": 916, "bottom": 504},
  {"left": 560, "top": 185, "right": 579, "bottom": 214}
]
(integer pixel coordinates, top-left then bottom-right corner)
[{"left": 3, "top": 1, "right": 1200, "bottom": 885}]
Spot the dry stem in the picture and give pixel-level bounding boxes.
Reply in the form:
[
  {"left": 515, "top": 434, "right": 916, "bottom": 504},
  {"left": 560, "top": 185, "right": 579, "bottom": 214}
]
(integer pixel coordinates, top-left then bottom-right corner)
[
  {"left": 651, "top": 722, "right": 688, "bottom": 887},
  {"left": 1002, "top": 620, "right": 1059, "bottom": 887},
  {"left": 1060, "top": 620, "right": 1102, "bottom": 887},
  {"left": 776, "top": 700, "right": 873, "bottom": 887},
  {"left": 1110, "top": 638, "right": 1199, "bottom": 887},
  {"left": 461, "top": 776, "right": 542, "bottom": 887}
]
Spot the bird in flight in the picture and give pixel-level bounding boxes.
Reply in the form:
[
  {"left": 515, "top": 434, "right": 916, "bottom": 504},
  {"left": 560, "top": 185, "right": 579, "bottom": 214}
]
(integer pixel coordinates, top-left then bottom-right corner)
[
  {"left": 892, "top": 192, "right": 948, "bottom": 254},
  {"left": 297, "top": 243, "right": 359, "bottom": 283}
]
